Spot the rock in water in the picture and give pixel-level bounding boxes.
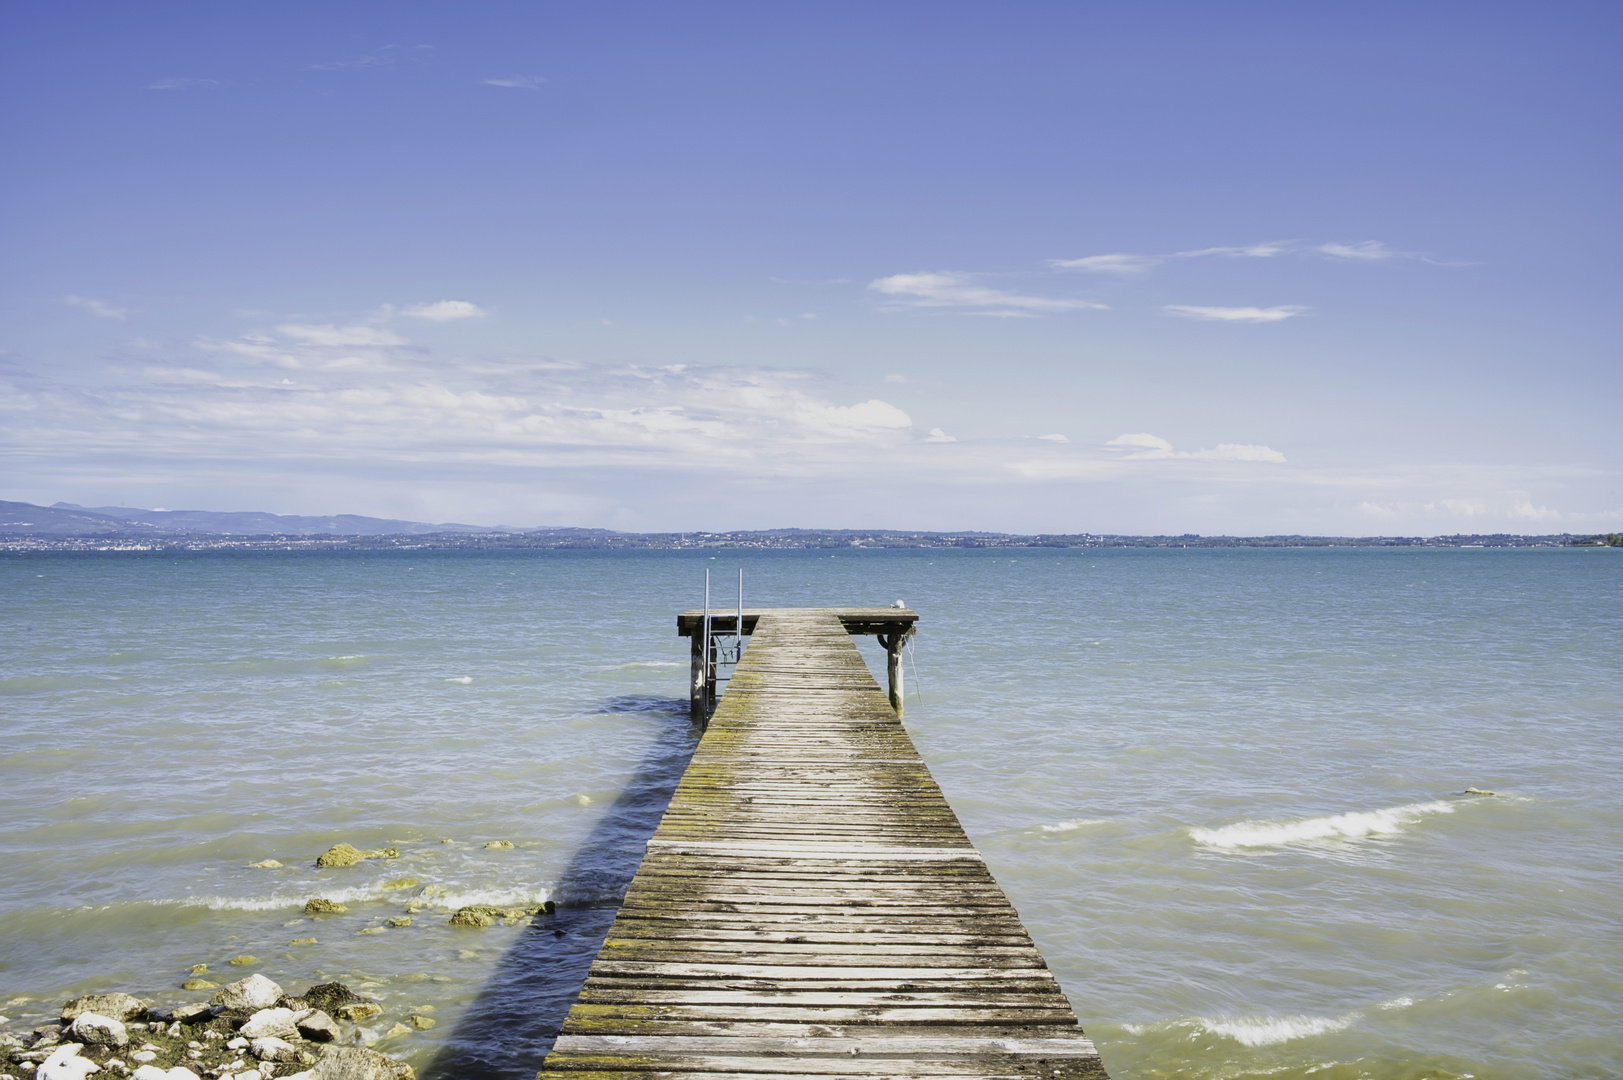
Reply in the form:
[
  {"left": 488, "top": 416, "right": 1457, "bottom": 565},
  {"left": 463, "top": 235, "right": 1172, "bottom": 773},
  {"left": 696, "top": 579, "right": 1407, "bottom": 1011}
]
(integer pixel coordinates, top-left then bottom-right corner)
[
  {"left": 482, "top": 840, "right": 514, "bottom": 849},
  {"left": 315, "top": 843, "right": 365, "bottom": 868},
  {"left": 38, "top": 1044, "right": 100, "bottom": 1080},
  {"left": 448, "top": 908, "right": 493, "bottom": 927},
  {"left": 293, "top": 1008, "right": 339, "bottom": 1042},
  {"left": 308, "top": 1046, "right": 415, "bottom": 1079},
  {"left": 300, "top": 982, "right": 362, "bottom": 1014},
  {"left": 250, "top": 1035, "right": 302, "bottom": 1062},
  {"left": 181, "top": 979, "right": 218, "bottom": 991},
  {"left": 68, "top": 1012, "right": 128, "bottom": 1048},
  {"left": 228, "top": 955, "right": 259, "bottom": 966},
  {"left": 61, "top": 992, "right": 148, "bottom": 1022},
  {"left": 304, "top": 898, "right": 348, "bottom": 915},
  {"left": 385, "top": 916, "right": 411, "bottom": 928},
  {"left": 248, "top": 860, "right": 283, "bottom": 869},
  {"left": 408, "top": 1015, "right": 435, "bottom": 1030},
  {"left": 239, "top": 1007, "right": 299, "bottom": 1040},
  {"left": 315, "top": 843, "right": 398, "bottom": 868},
  {"left": 211, "top": 974, "right": 284, "bottom": 1013},
  {"left": 335, "top": 1002, "right": 382, "bottom": 1021}
]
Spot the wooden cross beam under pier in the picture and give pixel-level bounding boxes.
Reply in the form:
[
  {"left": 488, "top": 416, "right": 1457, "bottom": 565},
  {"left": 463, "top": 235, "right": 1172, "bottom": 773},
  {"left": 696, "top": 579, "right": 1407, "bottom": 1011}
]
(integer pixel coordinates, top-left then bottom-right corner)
[
  {"left": 678, "top": 608, "right": 919, "bottom": 721},
  {"left": 536, "top": 607, "right": 1109, "bottom": 1080}
]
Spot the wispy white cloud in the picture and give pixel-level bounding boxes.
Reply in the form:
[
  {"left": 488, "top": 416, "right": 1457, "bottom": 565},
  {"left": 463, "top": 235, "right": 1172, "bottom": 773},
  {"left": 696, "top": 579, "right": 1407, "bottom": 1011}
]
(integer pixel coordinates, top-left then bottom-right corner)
[
  {"left": 61, "top": 296, "right": 130, "bottom": 320},
  {"left": 1106, "top": 432, "right": 1286, "bottom": 462},
  {"left": 1165, "top": 304, "right": 1307, "bottom": 323},
  {"left": 401, "top": 300, "right": 488, "bottom": 322},
  {"left": 1037, "top": 433, "right": 1069, "bottom": 443},
  {"left": 1049, "top": 253, "right": 1159, "bottom": 275},
  {"left": 1317, "top": 240, "right": 1402, "bottom": 261},
  {"left": 483, "top": 74, "right": 547, "bottom": 89},
  {"left": 869, "top": 272, "right": 1105, "bottom": 317},
  {"left": 1176, "top": 241, "right": 1291, "bottom": 258},
  {"left": 923, "top": 427, "right": 957, "bottom": 443},
  {"left": 147, "top": 77, "right": 229, "bottom": 91},
  {"left": 311, "top": 45, "right": 432, "bottom": 71}
]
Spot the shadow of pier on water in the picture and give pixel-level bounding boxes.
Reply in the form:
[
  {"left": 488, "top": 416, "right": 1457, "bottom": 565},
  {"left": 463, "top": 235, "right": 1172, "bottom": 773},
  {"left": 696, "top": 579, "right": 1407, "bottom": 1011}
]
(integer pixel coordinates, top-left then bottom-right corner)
[{"left": 420, "top": 695, "right": 700, "bottom": 1080}]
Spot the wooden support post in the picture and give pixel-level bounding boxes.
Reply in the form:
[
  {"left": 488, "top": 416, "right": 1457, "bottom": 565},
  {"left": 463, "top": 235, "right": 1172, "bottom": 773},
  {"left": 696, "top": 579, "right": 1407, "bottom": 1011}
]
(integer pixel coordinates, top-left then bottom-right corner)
[
  {"left": 881, "top": 631, "right": 905, "bottom": 716},
  {"left": 689, "top": 632, "right": 706, "bottom": 721}
]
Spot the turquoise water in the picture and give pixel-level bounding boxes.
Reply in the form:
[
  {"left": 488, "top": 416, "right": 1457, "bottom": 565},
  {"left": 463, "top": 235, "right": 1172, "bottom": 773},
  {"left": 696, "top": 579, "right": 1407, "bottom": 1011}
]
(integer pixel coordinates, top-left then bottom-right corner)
[{"left": 2, "top": 547, "right": 1620, "bottom": 1078}]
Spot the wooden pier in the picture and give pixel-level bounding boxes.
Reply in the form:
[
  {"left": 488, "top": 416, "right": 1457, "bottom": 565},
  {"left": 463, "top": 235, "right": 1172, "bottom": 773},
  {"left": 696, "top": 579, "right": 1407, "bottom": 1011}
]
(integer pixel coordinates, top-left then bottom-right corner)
[{"left": 537, "top": 607, "right": 1108, "bottom": 1080}]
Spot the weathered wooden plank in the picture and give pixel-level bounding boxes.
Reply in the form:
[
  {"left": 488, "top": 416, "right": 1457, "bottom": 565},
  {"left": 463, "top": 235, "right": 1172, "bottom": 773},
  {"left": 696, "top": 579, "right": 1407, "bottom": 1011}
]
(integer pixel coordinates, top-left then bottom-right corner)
[{"left": 536, "top": 609, "right": 1105, "bottom": 1080}]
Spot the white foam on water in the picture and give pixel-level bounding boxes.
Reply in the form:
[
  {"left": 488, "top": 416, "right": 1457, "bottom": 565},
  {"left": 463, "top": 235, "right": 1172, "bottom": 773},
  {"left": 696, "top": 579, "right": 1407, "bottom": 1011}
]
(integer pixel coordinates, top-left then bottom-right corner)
[
  {"left": 1190, "top": 800, "right": 1456, "bottom": 849},
  {"left": 412, "top": 886, "right": 553, "bottom": 910},
  {"left": 598, "top": 661, "right": 683, "bottom": 670},
  {"left": 444, "top": 676, "right": 473, "bottom": 684},
  {"left": 1199, "top": 1014, "right": 1354, "bottom": 1047},
  {"left": 1034, "top": 818, "right": 1109, "bottom": 833},
  {"left": 175, "top": 883, "right": 400, "bottom": 911}
]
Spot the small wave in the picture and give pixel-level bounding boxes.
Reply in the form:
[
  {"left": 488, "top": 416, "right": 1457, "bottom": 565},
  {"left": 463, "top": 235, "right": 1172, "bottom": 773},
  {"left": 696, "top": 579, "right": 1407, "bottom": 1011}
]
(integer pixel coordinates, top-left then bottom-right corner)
[
  {"left": 1035, "top": 818, "right": 1108, "bottom": 833},
  {"left": 1191, "top": 800, "right": 1455, "bottom": 849},
  {"left": 444, "top": 676, "right": 473, "bottom": 684},
  {"left": 598, "top": 661, "right": 684, "bottom": 670},
  {"left": 412, "top": 886, "right": 553, "bottom": 910},
  {"left": 176, "top": 883, "right": 399, "bottom": 911},
  {"left": 1201, "top": 1014, "right": 1353, "bottom": 1047}
]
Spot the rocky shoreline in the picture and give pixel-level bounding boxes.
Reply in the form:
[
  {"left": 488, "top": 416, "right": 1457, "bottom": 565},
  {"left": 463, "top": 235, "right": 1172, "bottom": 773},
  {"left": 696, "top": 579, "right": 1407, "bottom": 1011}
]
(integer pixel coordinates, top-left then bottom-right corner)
[
  {"left": 1, "top": 843, "right": 561, "bottom": 1080},
  {"left": 0, "top": 975, "right": 413, "bottom": 1080}
]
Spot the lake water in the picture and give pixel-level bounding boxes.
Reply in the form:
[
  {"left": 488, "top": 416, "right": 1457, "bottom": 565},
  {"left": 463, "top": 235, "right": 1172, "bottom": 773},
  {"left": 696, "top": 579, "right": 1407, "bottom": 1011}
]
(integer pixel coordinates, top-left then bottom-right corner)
[{"left": 2, "top": 546, "right": 1619, "bottom": 1079}]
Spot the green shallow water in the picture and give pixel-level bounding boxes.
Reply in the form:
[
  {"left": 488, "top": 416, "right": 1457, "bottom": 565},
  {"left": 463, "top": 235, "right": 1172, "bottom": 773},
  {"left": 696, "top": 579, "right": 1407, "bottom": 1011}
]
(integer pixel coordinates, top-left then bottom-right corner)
[{"left": 1, "top": 546, "right": 1619, "bottom": 1078}]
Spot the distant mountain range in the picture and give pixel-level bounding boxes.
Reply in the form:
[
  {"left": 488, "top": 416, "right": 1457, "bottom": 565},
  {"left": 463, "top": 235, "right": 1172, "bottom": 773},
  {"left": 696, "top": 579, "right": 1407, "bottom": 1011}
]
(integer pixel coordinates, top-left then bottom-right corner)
[
  {"left": 0, "top": 499, "right": 1597, "bottom": 548},
  {"left": 0, "top": 500, "right": 519, "bottom": 536}
]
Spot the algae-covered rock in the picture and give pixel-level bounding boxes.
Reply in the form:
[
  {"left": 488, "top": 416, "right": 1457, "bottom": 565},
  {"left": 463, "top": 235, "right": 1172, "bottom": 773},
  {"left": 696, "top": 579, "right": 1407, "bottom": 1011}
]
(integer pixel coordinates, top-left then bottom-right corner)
[
  {"left": 247, "top": 860, "right": 283, "bottom": 869},
  {"left": 334, "top": 1002, "right": 381, "bottom": 1022},
  {"left": 304, "top": 898, "right": 348, "bottom": 915},
  {"left": 300, "top": 983, "right": 362, "bottom": 1015},
  {"left": 315, "top": 843, "right": 365, "bottom": 868},
  {"left": 381, "top": 878, "right": 418, "bottom": 890},
  {"left": 482, "top": 840, "right": 514, "bottom": 850},
  {"left": 290, "top": 937, "right": 318, "bottom": 946},
  {"left": 448, "top": 908, "right": 493, "bottom": 927},
  {"left": 189, "top": 964, "right": 209, "bottom": 975},
  {"left": 227, "top": 955, "right": 259, "bottom": 966},
  {"left": 181, "top": 979, "right": 218, "bottom": 991},
  {"left": 316, "top": 844, "right": 398, "bottom": 868},
  {"left": 449, "top": 901, "right": 555, "bottom": 926},
  {"left": 356, "top": 927, "right": 387, "bottom": 936},
  {"left": 407, "top": 1015, "right": 435, "bottom": 1030},
  {"left": 61, "top": 993, "right": 148, "bottom": 1023},
  {"left": 385, "top": 916, "right": 411, "bottom": 928}
]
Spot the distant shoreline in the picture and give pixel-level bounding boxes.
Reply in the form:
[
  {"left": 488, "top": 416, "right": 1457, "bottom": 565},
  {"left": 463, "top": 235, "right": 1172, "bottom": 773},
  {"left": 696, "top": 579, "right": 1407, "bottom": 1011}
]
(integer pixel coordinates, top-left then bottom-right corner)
[
  {"left": 2, "top": 530, "right": 1613, "bottom": 554},
  {"left": 3, "top": 498, "right": 1617, "bottom": 551}
]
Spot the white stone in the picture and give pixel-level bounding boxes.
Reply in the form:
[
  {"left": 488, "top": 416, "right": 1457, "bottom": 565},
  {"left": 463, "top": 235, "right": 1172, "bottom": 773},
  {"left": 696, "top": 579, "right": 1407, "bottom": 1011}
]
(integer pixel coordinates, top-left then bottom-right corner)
[
  {"left": 210, "top": 976, "right": 283, "bottom": 1014},
  {"left": 249, "top": 1037, "right": 300, "bottom": 1063},
  {"left": 128, "top": 1054, "right": 155, "bottom": 1064},
  {"left": 226, "top": 1038, "right": 249, "bottom": 1050},
  {"left": 38, "top": 1045, "right": 98, "bottom": 1080},
  {"left": 238, "top": 1009, "right": 298, "bottom": 1041},
  {"left": 69, "top": 1014, "right": 127, "bottom": 1049}
]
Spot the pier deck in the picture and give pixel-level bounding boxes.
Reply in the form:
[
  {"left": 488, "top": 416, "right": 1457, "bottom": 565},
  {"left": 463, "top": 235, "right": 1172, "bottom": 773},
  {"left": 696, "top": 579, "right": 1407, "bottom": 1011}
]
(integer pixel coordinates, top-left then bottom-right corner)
[{"left": 538, "top": 608, "right": 1107, "bottom": 1079}]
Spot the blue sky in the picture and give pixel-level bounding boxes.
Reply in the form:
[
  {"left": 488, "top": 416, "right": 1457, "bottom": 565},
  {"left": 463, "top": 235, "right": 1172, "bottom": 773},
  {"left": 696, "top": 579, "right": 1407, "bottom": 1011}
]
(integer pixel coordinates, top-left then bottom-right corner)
[{"left": 2, "top": 2, "right": 1618, "bottom": 532}]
